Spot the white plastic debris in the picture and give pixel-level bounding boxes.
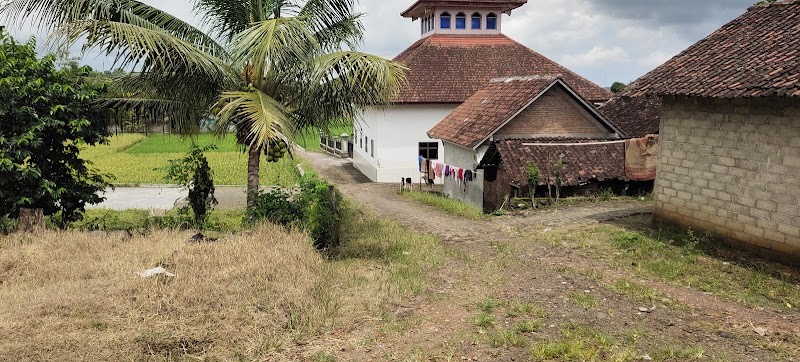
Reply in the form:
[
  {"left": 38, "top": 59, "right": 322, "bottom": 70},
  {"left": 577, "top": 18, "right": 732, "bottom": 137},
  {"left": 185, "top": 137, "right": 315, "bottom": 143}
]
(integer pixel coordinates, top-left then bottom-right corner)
[{"left": 137, "top": 267, "right": 175, "bottom": 278}]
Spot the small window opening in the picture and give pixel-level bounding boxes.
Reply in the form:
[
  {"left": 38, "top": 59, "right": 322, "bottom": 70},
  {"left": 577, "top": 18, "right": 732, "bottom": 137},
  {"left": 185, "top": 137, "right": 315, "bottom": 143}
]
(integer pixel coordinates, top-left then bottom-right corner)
[
  {"left": 471, "top": 13, "right": 482, "bottom": 29},
  {"left": 455, "top": 12, "right": 466, "bottom": 29},
  {"left": 419, "top": 142, "right": 439, "bottom": 160},
  {"left": 487, "top": 13, "right": 498, "bottom": 30},
  {"left": 440, "top": 12, "right": 451, "bottom": 29}
]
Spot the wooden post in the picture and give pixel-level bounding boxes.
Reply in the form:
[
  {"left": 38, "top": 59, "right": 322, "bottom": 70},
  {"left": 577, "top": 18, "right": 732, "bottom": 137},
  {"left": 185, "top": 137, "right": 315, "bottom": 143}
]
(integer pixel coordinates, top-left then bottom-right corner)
[{"left": 18, "top": 208, "right": 44, "bottom": 233}]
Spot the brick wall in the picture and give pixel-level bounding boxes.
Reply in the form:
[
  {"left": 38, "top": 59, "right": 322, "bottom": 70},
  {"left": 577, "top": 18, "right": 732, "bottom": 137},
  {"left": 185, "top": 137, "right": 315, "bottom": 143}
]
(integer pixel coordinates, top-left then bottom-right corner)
[
  {"left": 494, "top": 85, "right": 612, "bottom": 138},
  {"left": 483, "top": 163, "right": 514, "bottom": 211},
  {"left": 655, "top": 95, "right": 800, "bottom": 261}
]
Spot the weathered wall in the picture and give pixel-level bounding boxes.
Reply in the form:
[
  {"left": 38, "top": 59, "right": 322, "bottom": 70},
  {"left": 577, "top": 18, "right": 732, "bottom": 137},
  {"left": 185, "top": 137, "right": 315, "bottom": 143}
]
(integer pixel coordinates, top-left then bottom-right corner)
[
  {"left": 494, "top": 85, "right": 613, "bottom": 138},
  {"left": 442, "top": 141, "right": 484, "bottom": 210},
  {"left": 655, "top": 96, "right": 800, "bottom": 261}
]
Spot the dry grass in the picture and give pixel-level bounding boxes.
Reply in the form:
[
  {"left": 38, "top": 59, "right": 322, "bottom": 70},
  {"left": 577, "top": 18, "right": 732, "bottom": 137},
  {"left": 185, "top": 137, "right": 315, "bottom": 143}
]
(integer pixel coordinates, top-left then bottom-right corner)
[
  {"left": 0, "top": 206, "right": 444, "bottom": 360},
  {"left": 0, "top": 224, "right": 333, "bottom": 360}
]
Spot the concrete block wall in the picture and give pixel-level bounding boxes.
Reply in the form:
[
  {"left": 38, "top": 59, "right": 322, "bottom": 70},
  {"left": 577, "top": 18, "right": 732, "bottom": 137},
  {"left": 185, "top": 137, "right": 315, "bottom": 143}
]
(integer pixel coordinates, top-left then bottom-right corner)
[{"left": 655, "top": 95, "right": 800, "bottom": 261}]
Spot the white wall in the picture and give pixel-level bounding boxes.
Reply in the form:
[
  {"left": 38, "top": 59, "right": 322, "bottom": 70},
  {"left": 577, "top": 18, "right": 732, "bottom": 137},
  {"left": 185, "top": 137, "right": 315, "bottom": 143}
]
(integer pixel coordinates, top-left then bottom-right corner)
[
  {"left": 442, "top": 141, "right": 485, "bottom": 210},
  {"left": 353, "top": 104, "right": 458, "bottom": 183}
]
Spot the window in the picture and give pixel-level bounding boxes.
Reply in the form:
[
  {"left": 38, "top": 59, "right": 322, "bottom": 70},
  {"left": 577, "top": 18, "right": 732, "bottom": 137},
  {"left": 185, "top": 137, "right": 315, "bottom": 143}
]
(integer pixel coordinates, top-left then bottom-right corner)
[
  {"left": 370, "top": 139, "right": 375, "bottom": 157},
  {"left": 471, "top": 13, "right": 482, "bottom": 29},
  {"left": 440, "top": 12, "right": 451, "bottom": 29},
  {"left": 486, "top": 13, "right": 497, "bottom": 30},
  {"left": 455, "top": 12, "right": 466, "bottom": 29},
  {"left": 419, "top": 142, "right": 439, "bottom": 160},
  {"left": 365, "top": 136, "right": 369, "bottom": 153},
  {"left": 421, "top": 18, "right": 425, "bottom": 34}
]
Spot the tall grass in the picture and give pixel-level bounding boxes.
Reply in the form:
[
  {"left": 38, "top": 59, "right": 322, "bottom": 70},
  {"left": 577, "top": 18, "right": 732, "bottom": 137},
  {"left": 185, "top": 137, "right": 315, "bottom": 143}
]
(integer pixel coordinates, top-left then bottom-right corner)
[{"left": 399, "top": 191, "right": 484, "bottom": 220}]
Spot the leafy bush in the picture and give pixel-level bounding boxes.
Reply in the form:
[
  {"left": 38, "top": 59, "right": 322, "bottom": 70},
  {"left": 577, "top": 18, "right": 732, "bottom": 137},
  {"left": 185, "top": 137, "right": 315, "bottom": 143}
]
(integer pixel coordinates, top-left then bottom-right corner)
[
  {"left": 298, "top": 174, "right": 342, "bottom": 251},
  {"left": 247, "top": 174, "right": 343, "bottom": 252},
  {"left": 163, "top": 145, "right": 218, "bottom": 225},
  {"left": 0, "top": 34, "right": 111, "bottom": 226},
  {"left": 247, "top": 188, "right": 304, "bottom": 227}
]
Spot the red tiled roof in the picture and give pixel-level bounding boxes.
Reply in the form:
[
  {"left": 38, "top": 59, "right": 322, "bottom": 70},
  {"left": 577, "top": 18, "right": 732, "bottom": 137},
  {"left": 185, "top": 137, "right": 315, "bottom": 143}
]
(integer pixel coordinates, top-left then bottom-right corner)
[
  {"left": 600, "top": 95, "right": 662, "bottom": 138},
  {"left": 625, "top": 0, "right": 800, "bottom": 98},
  {"left": 392, "top": 34, "right": 612, "bottom": 103},
  {"left": 428, "top": 76, "right": 615, "bottom": 149},
  {"left": 491, "top": 139, "right": 626, "bottom": 186},
  {"left": 402, "top": 0, "right": 527, "bottom": 18}
]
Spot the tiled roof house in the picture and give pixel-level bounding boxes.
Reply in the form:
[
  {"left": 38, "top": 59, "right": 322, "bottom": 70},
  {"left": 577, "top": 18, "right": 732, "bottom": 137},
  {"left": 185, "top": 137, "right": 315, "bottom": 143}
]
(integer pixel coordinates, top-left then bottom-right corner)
[
  {"left": 625, "top": 0, "right": 800, "bottom": 262},
  {"left": 427, "top": 76, "right": 626, "bottom": 210},
  {"left": 351, "top": 0, "right": 611, "bottom": 184}
]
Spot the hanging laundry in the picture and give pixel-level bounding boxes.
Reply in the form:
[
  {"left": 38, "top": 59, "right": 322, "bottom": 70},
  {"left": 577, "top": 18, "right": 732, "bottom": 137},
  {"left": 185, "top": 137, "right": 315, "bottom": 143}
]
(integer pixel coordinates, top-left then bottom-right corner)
[
  {"left": 418, "top": 155, "right": 423, "bottom": 173},
  {"left": 420, "top": 157, "right": 429, "bottom": 175},
  {"left": 458, "top": 168, "right": 464, "bottom": 181},
  {"left": 444, "top": 164, "right": 451, "bottom": 177},
  {"left": 464, "top": 169, "right": 473, "bottom": 182},
  {"left": 434, "top": 163, "right": 443, "bottom": 178}
]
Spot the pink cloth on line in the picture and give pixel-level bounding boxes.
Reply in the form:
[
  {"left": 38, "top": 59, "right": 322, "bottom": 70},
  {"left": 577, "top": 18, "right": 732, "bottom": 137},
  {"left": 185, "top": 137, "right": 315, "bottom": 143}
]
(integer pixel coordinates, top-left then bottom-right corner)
[{"left": 434, "top": 163, "right": 443, "bottom": 177}]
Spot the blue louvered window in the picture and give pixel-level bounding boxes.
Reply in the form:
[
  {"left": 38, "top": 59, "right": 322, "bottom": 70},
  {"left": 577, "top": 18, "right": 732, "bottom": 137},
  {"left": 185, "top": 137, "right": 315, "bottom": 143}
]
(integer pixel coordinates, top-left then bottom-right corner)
[
  {"left": 440, "top": 12, "right": 451, "bottom": 29},
  {"left": 471, "top": 13, "right": 482, "bottom": 29},
  {"left": 487, "top": 13, "right": 497, "bottom": 30},
  {"left": 456, "top": 12, "right": 466, "bottom": 29}
]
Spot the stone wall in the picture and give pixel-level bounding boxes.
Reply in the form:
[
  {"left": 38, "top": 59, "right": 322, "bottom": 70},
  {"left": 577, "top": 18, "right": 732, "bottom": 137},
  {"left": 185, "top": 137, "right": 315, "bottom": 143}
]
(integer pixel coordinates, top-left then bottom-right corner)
[{"left": 655, "top": 95, "right": 800, "bottom": 261}]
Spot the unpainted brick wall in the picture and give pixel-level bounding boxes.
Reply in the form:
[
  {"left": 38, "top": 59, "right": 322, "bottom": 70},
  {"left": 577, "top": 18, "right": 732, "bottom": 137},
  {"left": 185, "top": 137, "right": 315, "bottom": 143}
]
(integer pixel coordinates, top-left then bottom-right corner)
[
  {"left": 494, "top": 85, "right": 611, "bottom": 137},
  {"left": 655, "top": 95, "right": 800, "bottom": 259}
]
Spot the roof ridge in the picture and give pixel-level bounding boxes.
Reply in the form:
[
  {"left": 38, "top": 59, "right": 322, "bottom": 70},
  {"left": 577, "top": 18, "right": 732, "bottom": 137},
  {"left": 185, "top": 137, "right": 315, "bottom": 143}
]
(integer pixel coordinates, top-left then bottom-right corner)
[
  {"left": 489, "top": 74, "right": 562, "bottom": 83},
  {"left": 750, "top": 0, "right": 800, "bottom": 8}
]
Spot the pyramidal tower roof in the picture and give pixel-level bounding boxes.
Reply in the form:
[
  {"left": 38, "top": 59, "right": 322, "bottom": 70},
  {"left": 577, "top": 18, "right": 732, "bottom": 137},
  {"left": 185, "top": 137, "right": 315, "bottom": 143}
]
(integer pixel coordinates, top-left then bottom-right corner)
[
  {"left": 401, "top": 0, "right": 528, "bottom": 19},
  {"left": 391, "top": 0, "right": 611, "bottom": 104}
]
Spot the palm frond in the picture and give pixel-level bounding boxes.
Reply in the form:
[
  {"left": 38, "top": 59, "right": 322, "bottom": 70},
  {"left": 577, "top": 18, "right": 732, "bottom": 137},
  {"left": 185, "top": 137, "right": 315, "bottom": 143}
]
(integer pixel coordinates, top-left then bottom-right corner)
[
  {"left": 1, "top": 0, "right": 224, "bottom": 56},
  {"left": 299, "top": 0, "right": 364, "bottom": 49},
  {"left": 56, "top": 19, "right": 235, "bottom": 84},
  {"left": 214, "top": 89, "right": 293, "bottom": 148},
  {"left": 230, "top": 17, "right": 317, "bottom": 86}
]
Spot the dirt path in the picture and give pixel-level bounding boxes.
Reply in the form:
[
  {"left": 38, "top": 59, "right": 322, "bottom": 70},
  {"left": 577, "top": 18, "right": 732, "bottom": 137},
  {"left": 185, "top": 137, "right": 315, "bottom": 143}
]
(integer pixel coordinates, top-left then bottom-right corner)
[{"left": 299, "top": 150, "right": 799, "bottom": 361}]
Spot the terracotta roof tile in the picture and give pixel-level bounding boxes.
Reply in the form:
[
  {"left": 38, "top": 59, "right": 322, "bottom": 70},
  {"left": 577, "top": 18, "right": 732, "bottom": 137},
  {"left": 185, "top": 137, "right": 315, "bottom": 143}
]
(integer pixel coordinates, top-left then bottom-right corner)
[
  {"left": 490, "top": 139, "right": 626, "bottom": 186},
  {"left": 600, "top": 95, "right": 662, "bottom": 138},
  {"left": 625, "top": 1, "right": 800, "bottom": 98},
  {"left": 392, "top": 34, "right": 611, "bottom": 103}
]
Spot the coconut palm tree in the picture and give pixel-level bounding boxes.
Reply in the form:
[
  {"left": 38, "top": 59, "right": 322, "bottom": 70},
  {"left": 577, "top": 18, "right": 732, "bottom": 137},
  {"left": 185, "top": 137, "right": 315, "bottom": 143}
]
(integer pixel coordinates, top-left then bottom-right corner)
[{"left": 1, "top": 0, "right": 406, "bottom": 207}]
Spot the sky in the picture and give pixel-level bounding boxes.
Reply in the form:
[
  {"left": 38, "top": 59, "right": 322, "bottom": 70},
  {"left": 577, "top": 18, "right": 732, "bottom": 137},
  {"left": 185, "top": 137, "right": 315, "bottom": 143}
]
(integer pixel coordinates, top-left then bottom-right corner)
[{"left": 6, "top": 0, "right": 756, "bottom": 87}]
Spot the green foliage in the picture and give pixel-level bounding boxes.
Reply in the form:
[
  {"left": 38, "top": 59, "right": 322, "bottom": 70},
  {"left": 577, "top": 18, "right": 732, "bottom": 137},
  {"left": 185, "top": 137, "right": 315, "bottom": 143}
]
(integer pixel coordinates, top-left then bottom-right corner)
[
  {"left": 247, "top": 173, "right": 343, "bottom": 252},
  {"left": 0, "top": 34, "right": 111, "bottom": 226},
  {"left": 247, "top": 188, "right": 304, "bottom": 227},
  {"left": 299, "top": 174, "right": 342, "bottom": 251},
  {"left": 598, "top": 187, "right": 614, "bottom": 201},
  {"left": 526, "top": 163, "right": 540, "bottom": 200},
  {"left": 73, "top": 209, "right": 245, "bottom": 232},
  {"left": 610, "top": 81, "right": 627, "bottom": 93},
  {"left": 163, "top": 145, "right": 218, "bottom": 225}
]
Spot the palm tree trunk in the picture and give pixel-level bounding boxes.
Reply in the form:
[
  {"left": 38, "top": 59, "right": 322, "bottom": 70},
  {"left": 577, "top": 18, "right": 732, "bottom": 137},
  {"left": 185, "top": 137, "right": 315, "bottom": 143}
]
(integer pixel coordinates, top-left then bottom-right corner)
[{"left": 246, "top": 143, "right": 261, "bottom": 208}]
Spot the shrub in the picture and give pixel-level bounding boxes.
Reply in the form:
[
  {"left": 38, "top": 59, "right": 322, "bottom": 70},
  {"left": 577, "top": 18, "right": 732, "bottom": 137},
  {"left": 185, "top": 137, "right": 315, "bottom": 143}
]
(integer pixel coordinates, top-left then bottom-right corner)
[
  {"left": 598, "top": 187, "right": 614, "bottom": 201},
  {"left": 247, "top": 188, "right": 304, "bottom": 227},
  {"left": 298, "top": 174, "right": 342, "bottom": 251},
  {"left": 247, "top": 173, "right": 343, "bottom": 252},
  {"left": 163, "top": 145, "right": 218, "bottom": 225}
]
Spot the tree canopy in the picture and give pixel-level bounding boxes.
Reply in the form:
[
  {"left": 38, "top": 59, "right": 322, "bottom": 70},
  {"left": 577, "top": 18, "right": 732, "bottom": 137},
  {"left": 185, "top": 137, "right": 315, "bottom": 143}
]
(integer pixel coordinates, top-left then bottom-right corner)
[{"left": 0, "top": 33, "right": 111, "bottom": 225}]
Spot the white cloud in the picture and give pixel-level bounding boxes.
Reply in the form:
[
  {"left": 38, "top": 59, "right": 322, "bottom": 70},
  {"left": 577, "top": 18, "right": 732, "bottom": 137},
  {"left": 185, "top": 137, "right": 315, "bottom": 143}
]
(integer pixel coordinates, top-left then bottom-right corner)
[{"left": 563, "top": 46, "right": 629, "bottom": 67}]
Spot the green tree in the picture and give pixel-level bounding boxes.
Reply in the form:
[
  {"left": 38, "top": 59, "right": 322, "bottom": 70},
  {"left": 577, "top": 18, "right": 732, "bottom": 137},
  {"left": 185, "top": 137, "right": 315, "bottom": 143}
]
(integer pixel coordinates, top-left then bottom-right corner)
[
  {"left": 610, "top": 81, "right": 627, "bottom": 93},
  {"left": 0, "top": 34, "right": 111, "bottom": 226},
  {"left": 2, "top": 0, "right": 406, "bottom": 208},
  {"left": 526, "top": 163, "right": 540, "bottom": 208}
]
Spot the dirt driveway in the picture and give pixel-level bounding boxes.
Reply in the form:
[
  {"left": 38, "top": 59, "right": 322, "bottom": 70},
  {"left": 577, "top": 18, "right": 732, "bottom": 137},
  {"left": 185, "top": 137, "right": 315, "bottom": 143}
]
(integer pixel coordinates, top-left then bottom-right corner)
[{"left": 299, "top": 150, "right": 800, "bottom": 361}]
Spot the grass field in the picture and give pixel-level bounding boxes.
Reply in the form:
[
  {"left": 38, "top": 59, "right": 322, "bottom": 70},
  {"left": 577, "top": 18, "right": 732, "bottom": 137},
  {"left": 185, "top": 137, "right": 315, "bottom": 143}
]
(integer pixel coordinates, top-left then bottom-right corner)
[
  {"left": 81, "top": 134, "right": 301, "bottom": 186},
  {"left": 399, "top": 190, "right": 485, "bottom": 220},
  {"left": 0, "top": 207, "right": 443, "bottom": 360}
]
